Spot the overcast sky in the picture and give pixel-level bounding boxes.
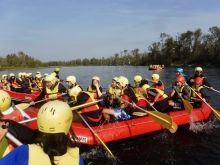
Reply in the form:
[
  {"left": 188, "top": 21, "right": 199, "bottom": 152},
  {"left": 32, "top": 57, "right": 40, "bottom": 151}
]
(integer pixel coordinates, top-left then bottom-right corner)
[{"left": 0, "top": 0, "right": 220, "bottom": 62}]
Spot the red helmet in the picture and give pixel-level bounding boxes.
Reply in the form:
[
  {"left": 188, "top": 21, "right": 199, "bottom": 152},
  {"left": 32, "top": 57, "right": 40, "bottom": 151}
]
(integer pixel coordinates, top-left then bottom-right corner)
[
  {"left": 194, "top": 77, "right": 203, "bottom": 85},
  {"left": 175, "top": 76, "right": 185, "bottom": 84}
]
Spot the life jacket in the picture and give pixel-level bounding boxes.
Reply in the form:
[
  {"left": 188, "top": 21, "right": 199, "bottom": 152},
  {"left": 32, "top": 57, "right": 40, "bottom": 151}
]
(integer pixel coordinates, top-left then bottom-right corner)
[
  {"left": 147, "top": 88, "right": 168, "bottom": 102},
  {"left": 191, "top": 86, "right": 203, "bottom": 101},
  {"left": 135, "top": 93, "right": 148, "bottom": 108},
  {"left": 45, "top": 83, "right": 64, "bottom": 101},
  {"left": 133, "top": 86, "right": 143, "bottom": 94},
  {"left": 107, "top": 86, "right": 121, "bottom": 100},
  {"left": 78, "top": 92, "right": 102, "bottom": 122},
  {"left": 119, "top": 87, "right": 134, "bottom": 108},
  {"left": 1, "top": 79, "right": 9, "bottom": 90},
  {"left": 11, "top": 78, "right": 19, "bottom": 87},
  {"left": 87, "top": 85, "right": 101, "bottom": 99},
  {"left": 28, "top": 144, "right": 79, "bottom": 165},
  {"left": 176, "top": 85, "right": 189, "bottom": 102},
  {"left": 0, "top": 137, "right": 11, "bottom": 158},
  {"left": 153, "top": 80, "right": 164, "bottom": 91}
]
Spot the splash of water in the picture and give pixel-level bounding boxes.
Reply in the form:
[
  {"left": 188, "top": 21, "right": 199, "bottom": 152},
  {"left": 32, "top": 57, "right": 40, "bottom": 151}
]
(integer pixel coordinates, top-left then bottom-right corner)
[{"left": 189, "top": 113, "right": 214, "bottom": 133}]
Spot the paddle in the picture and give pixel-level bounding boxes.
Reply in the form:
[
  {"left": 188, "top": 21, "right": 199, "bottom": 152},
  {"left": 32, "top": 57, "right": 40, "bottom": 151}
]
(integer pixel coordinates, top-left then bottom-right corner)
[
  {"left": 173, "top": 87, "right": 193, "bottom": 114},
  {"left": 186, "top": 84, "right": 220, "bottom": 121},
  {"left": 115, "top": 96, "right": 178, "bottom": 133},
  {"left": 70, "top": 99, "right": 102, "bottom": 111},
  {"left": 34, "top": 81, "right": 42, "bottom": 91},
  {"left": 16, "top": 93, "right": 67, "bottom": 109},
  {"left": 203, "top": 85, "right": 220, "bottom": 94},
  {"left": 74, "top": 110, "right": 115, "bottom": 159}
]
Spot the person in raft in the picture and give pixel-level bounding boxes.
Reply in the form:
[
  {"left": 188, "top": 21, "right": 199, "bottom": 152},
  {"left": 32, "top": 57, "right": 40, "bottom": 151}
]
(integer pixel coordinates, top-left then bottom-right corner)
[
  {"left": 0, "top": 101, "right": 84, "bottom": 165},
  {"left": 168, "top": 75, "right": 191, "bottom": 110},
  {"left": 102, "top": 76, "right": 137, "bottom": 122}
]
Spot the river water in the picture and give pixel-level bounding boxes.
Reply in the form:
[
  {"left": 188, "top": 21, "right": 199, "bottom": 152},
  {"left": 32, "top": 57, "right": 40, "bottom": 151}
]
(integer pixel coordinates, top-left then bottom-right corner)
[{"left": 1, "top": 66, "right": 220, "bottom": 165}]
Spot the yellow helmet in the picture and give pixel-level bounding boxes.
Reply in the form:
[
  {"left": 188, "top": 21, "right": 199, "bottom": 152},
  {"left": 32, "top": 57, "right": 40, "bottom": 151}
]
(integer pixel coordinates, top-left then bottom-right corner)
[
  {"left": 195, "top": 67, "right": 203, "bottom": 72},
  {"left": 66, "top": 76, "right": 76, "bottom": 84},
  {"left": 1, "top": 74, "right": 7, "bottom": 79},
  {"left": 36, "top": 74, "right": 42, "bottom": 78},
  {"left": 44, "top": 73, "right": 49, "bottom": 77},
  {"left": 50, "top": 72, "right": 56, "bottom": 77},
  {"left": 134, "top": 75, "right": 142, "bottom": 82},
  {"left": 18, "top": 72, "right": 22, "bottom": 78},
  {"left": 92, "top": 76, "right": 100, "bottom": 82},
  {"left": 68, "top": 86, "right": 82, "bottom": 104},
  {"left": 44, "top": 75, "right": 57, "bottom": 84},
  {"left": 27, "top": 73, "right": 32, "bottom": 77},
  {"left": 152, "top": 74, "right": 159, "bottom": 80},
  {"left": 117, "top": 76, "right": 129, "bottom": 87},
  {"left": 55, "top": 68, "right": 60, "bottom": 72},
  {"left": 0, "top": 90, "right": 11, "bottom": 113},
  {"left": 37, "top": 101, "right": 73, "bottom": 134},
  {"left": 112, "top": 77, "right": 118, "bottom": 81},
  {"left": 142, "top": 84, "right": 150, "bottom": 94},
  {"left": 21, "top": 72, "right": 27, "bottom": 77},
  {"left": 36, "top": 71, "right": 41, "bottom": 75},
  {"left": 9, "top": 73, "right": 15, "bottom": 77}
]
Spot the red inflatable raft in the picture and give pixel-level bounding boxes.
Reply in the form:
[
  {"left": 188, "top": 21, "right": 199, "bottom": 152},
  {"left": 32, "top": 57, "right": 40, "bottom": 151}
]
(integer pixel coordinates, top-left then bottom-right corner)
[
  {"left": 71, "top": 102, "right": 211, "bottom": 145},
  {"left": 4, "top": 90, "right": 40, "bottom": 103}
]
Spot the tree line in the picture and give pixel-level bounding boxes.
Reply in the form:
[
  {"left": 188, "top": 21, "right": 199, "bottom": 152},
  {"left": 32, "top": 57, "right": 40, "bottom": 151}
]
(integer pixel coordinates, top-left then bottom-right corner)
[{"left": 1, "top": 26, "right": 220, "bottom": 68}]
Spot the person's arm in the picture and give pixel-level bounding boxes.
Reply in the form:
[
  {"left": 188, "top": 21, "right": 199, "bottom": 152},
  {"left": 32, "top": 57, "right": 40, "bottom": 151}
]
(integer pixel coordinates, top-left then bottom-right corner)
[
  {"left": 58, "top": 83, "right": 67, "bottom": 93},
  {"left": 203, "top": 78, "right": 213, "bottom": 90},
  {"left": 182, "top": 87, "right": 191, "bottom": 101},
  {"left": 124, "top": 88, "right": 137, "bottom": 103},
  {"left": 33, "top": 87, "right": 46, "bottom": 102}
]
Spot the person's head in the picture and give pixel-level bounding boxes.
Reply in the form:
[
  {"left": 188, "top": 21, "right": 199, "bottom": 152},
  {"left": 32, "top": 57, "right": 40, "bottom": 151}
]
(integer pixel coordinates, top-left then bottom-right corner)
[
  {"left": 134, "top": 75, "right": 142, "bottom": 87},
  {"left": 27, "top": 73, "right": 33, "bottom": 78},
  {"left": 37, "top": 101, "right": 72, "bottom": 135},
  {"left": 175, "top": 68, "right": 183, "bottom": 76},
  {"left": 111, "top": 77, "right": 118, "bottom": 87},
  {"left": 54, "top": 68, "right": 60, "bottom": 74},
  {"left": 194, "top": 67, "right": 203, "bottom": 75},
  {"left": 44, "top": 75, "right": 57, "bottom": 88},
  {"left": 152, "top": 74, "right": 159, "bottom": 81},
  {"left": 142, "top": 84, "right": 150, "bottom": 96},
  {"left": 9, "top": 73, "right": 15, "bottom": 79},
  {"left": 92, "top": 76, "right": 100, "bottom": 86},
  {"left": 36, "top": 74, "right": 42, "bottom": 80},
  {"left": 36, "top": 71, "right": 41, "bottom": 75},
  {"left": 194, "top": 77, "right": 203, "bottom": 87},
  {"left": 1, "top": 74, "right": 7, "bottom": 80},
  {"left": 66, "top": 76, "right": 76, "bottom": 87},
  {"left": 18, "top": 72, "right": 22, "bottom": 78},
  {"left": 21, "top": 72, "right": 27, "bottom": 80},
  {"left": 175, "top": 75, "right": 185, "bottom": 86},
  {"left": 35, "top": 101, "right": 76, "bottom": 164},
  {"left": 0, "top": 90, "right": 11, "bottom": 114},
  {"left": 116, "top": 76, "right": 129, "bottom": 89},
  {"left": 68, "top": 86, "right": 82, "bottom": 104}
]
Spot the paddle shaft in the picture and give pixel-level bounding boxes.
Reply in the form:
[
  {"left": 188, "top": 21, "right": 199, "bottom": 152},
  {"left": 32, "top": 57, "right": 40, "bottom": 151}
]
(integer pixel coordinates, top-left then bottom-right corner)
[
  {"left": 137, "top": 93, "right": 158, "bottom": 111},
  {"left": 75, "top": 111, "right": 115, "bottom": 159},
  {"left": 34, "top": 81, "right": 42, "bottom": 91},
  {"left": 204, "top": 85, "right": 220, "bottom": 94},
  {"left": 6, "top": 132, "right": 22, "bottom": 146},
  {"left": 34, "top": 93, "right": 67, "bottom": 104}
]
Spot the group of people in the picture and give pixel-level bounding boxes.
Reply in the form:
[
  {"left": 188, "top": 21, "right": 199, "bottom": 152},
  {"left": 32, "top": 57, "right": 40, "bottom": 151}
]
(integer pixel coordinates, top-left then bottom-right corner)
[
  {"left": 0, "top": 66, "right": 215, "bottom": 164},
  {"left": 0, "top": 68, "right": 61, "bottom": 94}
]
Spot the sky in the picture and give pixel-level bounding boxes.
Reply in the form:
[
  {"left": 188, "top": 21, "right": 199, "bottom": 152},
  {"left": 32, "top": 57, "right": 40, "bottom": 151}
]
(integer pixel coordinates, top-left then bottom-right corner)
[{"left": 0, "top": 0, "right": 220, "bottom": 62}]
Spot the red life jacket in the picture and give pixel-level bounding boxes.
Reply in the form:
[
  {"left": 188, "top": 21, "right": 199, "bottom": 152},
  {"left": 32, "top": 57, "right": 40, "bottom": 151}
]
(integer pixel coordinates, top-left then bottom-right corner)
[
  {"left": 147, "top": 88, "right": 168, "bottom": 103},
  {"left": 1, "top": 107, "right": 24, "bottom": 122},
  {"left": 153, "top": 80, "right": 164, "bottom": 91}
]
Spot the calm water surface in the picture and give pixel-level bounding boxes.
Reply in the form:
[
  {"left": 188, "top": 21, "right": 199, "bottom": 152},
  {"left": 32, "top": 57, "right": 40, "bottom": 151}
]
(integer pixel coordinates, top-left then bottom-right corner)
[{"left": 1, "top": 66, "right": 220, "bottom": 165}]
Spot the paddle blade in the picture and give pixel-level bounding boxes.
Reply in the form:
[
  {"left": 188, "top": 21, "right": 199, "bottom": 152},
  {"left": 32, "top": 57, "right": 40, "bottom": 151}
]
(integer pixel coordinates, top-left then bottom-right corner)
[
  {"left": 168, "top": 121, "right": 178, "bottom": 133},
  {"left": 15, "top": 103, "right": 31, "bottom": 110},
  {"left": 144, "top": 111, "right": 173, "bottom": 130},
  {"left": 211, "top": 108, "right": 220, "bottom": 121},
  {"left": 132, "top": 112, "right": 148, "bottom": 117},
  {"left": 182, "top": 100, "right": 193, "bottom": 114}
]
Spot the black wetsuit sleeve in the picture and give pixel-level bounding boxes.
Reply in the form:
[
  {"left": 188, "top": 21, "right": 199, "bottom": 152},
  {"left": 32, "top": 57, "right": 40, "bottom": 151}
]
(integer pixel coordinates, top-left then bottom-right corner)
[
  {"left": 34, "top": 87, "right": 46, "bottom": 102},
  {"left": 99, "top": 86, "right": 103, "bottom": 93},
  {"left": 58, "top": 83, "right": 67, "bottom": 93},
  {"left": 72, "top": 93, "right": 89, "bottom": 106},
  {"left": 0, "top": 120, "right": 37, "bottom": 144},
  {"left": 124, "top": 87, "right": 138, "bottom": 103},
  {"left": 202, "top": 78, "right": 212, "bottom": 88},
  {"left": 200, "top": 88, "right": 209, "bottom": 99}
]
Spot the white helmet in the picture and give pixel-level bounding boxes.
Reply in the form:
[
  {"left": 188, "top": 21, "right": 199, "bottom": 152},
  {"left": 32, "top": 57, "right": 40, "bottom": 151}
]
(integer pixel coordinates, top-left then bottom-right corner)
[
  {"left": 37, "top": 101, "right": 73, "bottom": 134},
  {"left": 66, "top": 76, "right": 76, "bottom": 84},
  {"left": 117, "top": 76, "right": 129, "bottom": 87},
  {"left": 68, "top": 86, "right": 82, "bottom": 103},
  {"left": 44, "top": 75, "right": 57, "bottom": 84}
]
